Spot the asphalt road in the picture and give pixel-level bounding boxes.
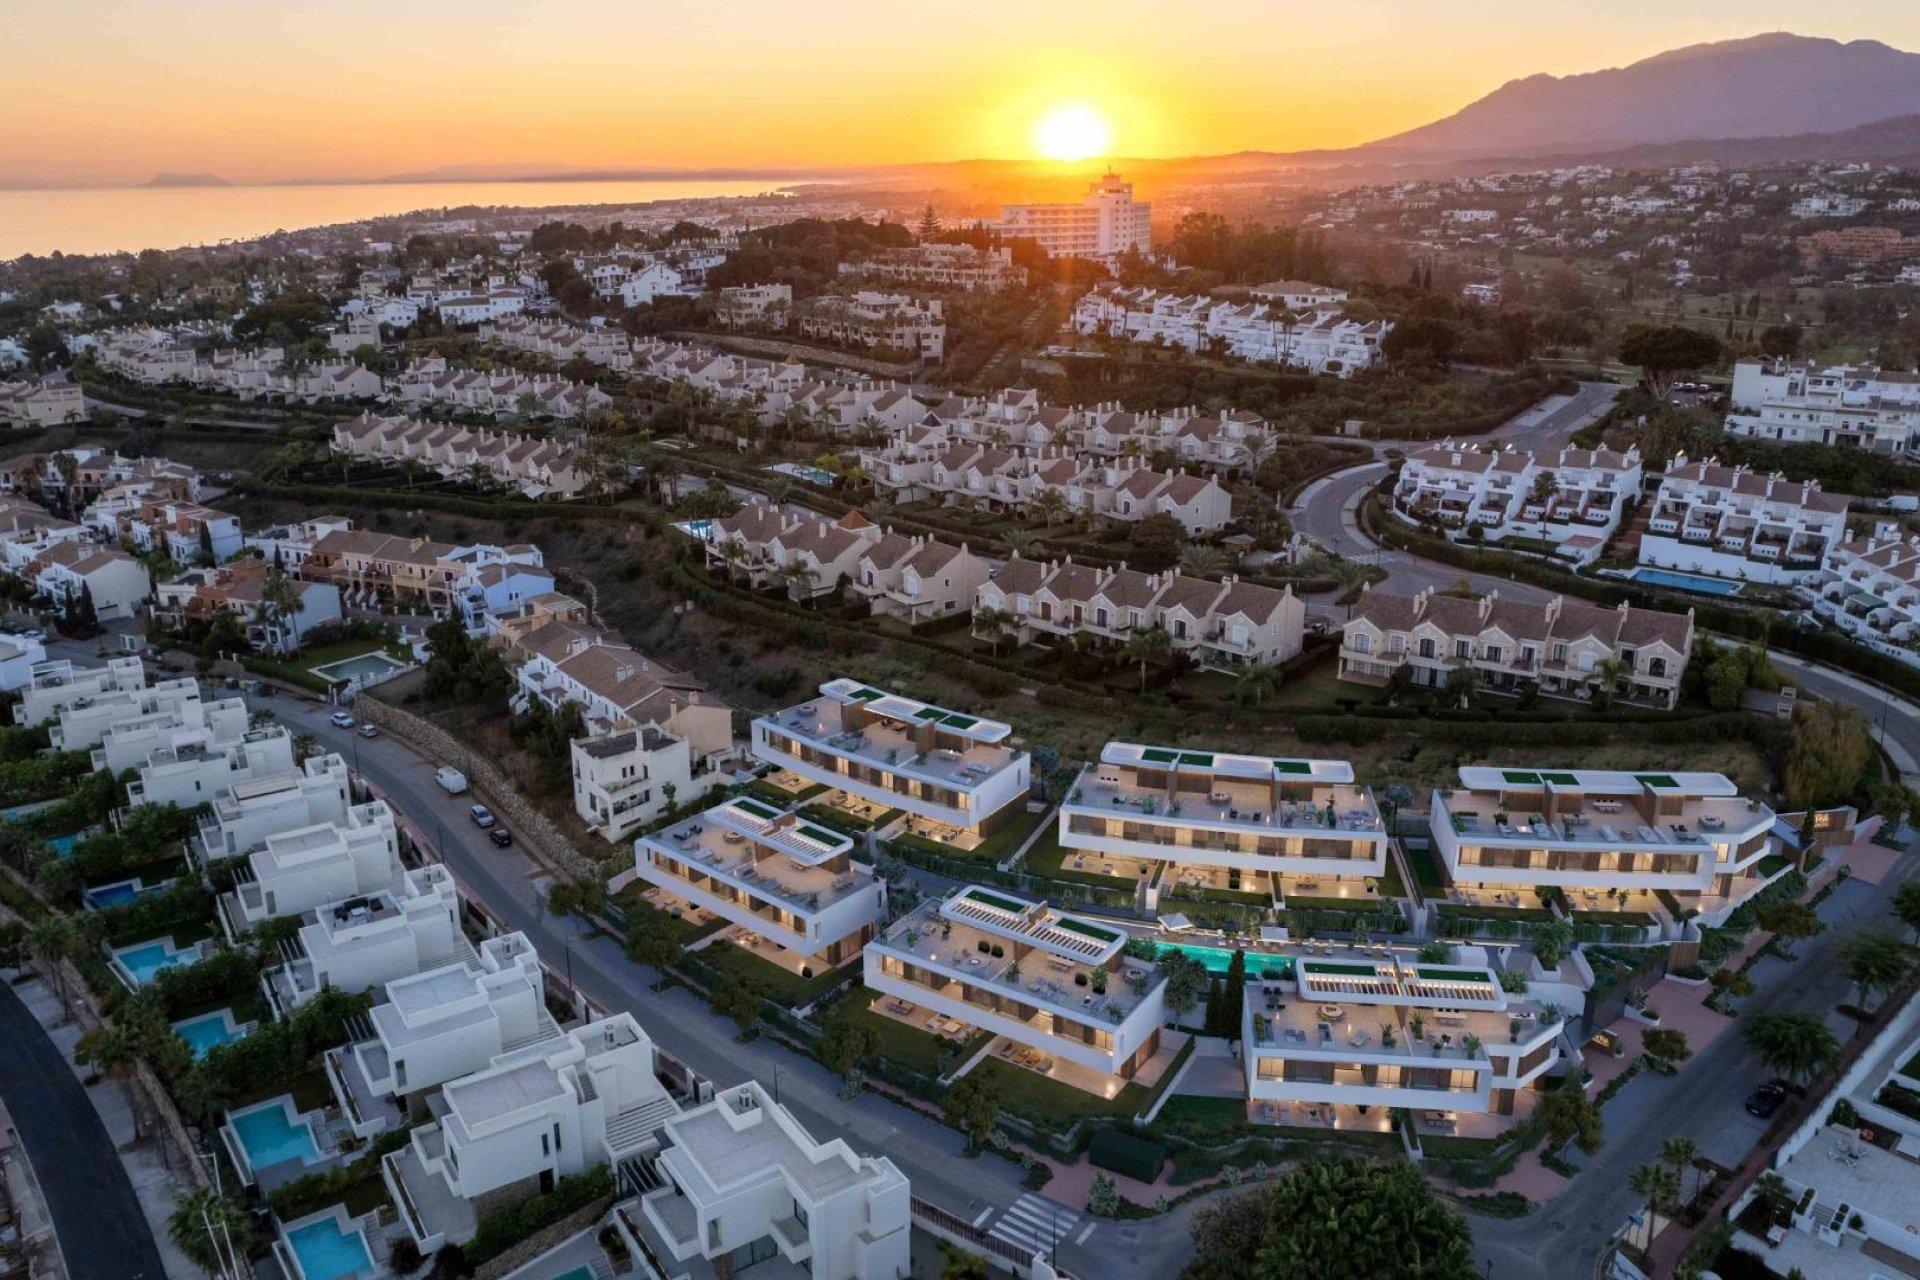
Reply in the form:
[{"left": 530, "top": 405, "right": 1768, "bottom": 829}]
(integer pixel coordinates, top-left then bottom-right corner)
[{"left": 0, "top": 983, "right": 168, "bottom": 1280}]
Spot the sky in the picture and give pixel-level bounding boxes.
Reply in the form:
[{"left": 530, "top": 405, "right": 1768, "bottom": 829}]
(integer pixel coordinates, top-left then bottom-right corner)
[{"left": 5, "top": 0, "right": 1919, "bottom": 187}]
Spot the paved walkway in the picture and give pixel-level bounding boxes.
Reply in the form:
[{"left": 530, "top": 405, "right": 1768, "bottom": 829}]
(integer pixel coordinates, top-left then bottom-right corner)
[{"left": 0, "top": 980, "right": 169, "bottom": 1280}]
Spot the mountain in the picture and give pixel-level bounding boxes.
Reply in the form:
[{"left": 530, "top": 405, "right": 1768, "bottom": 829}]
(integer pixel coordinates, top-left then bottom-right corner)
[
  {"left": 142, "top": 172, "right": 231, "bottom": 188},
  {"left": 1370, "top": 33, "right": 1920, "bottom": 156}
]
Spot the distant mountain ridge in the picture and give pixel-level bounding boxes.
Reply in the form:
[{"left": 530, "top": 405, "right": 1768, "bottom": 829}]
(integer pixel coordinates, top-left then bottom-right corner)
[
  {"left": 1368, "top": 33, "right": 1920, "bottom": 156},
  {"left": 142, "top": 172, "right": 232, "bottom": 188}
]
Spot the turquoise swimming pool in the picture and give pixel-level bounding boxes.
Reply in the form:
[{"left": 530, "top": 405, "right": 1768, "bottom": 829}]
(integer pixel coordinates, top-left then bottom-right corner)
[
  {"left": 284, "top": 1216, "right": 371, "bottom": 1280},
  {"left": 1155, "top": 941, "right": 1296, "bottom": 980},
  {"left": 310, "top": 651, "right": 406, "bottom": 684},
  {"left": 85, "top": 876, "right": 170, "bottom": 909},
  {"left": 229, "top": 1099, "right": 321, "bottom": 1173},
  {"left": 548, "top": 1268, "right": 596, "bottom": 1280},
  {"left": 173, "top": 1009, "right": 247, "bottom": 1059},
  {"left": 46, "top": 833, "right": 83, "bottom": 858},
  {"left": 1629, "top": 567, "right": 1744, "bottom": 597},
  {"left": 114, "top": 938, "right": 195, "bottom": 986}
]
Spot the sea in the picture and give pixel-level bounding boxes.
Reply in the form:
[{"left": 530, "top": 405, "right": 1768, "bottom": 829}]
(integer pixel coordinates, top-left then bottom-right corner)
[{"left": 0, "top": 178, "right": 820, "bottom": 259}]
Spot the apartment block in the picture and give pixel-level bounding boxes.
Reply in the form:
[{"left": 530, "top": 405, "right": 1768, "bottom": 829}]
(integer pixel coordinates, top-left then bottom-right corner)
[
  {"left": 997, "top": 173, "right": 1152, "bottom": 259},
  {"left": 752, "top": 680, "right": 1031, "bottom": 836},
  {"left": 838, "top": 243, "right": 1025, "bottom": 291},
  {"left": 616, "top": 1080, "right": 910, "bottom": 1280},
  {"left": 1060, "top": 746, "right": 1387, "bottom": 904},
  {"left": 863, "top": 887, "right": 1168, "bottom": 1090},
  {"left": 271, "top": 864, "right": 472, "bottom": 1013},
  {"left": 0, "top": 380, "right": 85, "bottom": 427},
  {"left": 1243, "top": 949, "right": 1566, "bottom": 1133},
  {"left": 1638, "top": 454, "right": 1849, "bottom": 586},
  {"left": 1815, "top": 528, "right": 1920, "bottom": 647},
  {"left": 1430, "top": 766, "right": 1781, "bottom": 922},
  {"left": 1725, "top": 360, "right": 1920, "bottom": 455},
  {"left": 1393, "top": 441, "right": 1642, "bottom": 563},
  {"left": 1339, "top": 588, "right": 1695, "bottom": 708},
  {"left": 48, "top": 675, "right": 206, "bottom": 753},
  {"left": 196, "top": 753, "right": 355, "bottom": 864},
  {"left": 714, "top": 283, "right": 795, "bottom": 330},
  {"left": 13, "top": 656, "right": 149, "bottom": 726},
  {"left": 617, "top": 795, "right": 887, "bottom": 972},
  {"left": 796, "top": 292, "right": 946, "bottom": 361},
  {"left": 1072, "top": 285, "right": 1388, "bottom": 377}
]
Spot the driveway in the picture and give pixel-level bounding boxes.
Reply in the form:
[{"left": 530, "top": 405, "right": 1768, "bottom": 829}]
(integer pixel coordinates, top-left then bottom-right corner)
[{"left": 0, "top": 983, "right": 168, "bottom": 1280}]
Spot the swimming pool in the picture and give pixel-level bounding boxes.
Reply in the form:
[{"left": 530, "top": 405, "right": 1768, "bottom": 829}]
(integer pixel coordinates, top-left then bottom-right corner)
[
  {"left": 46, "top": 833, "right": 83, "bottom": 858},
  {"left": 1629, "top": 568, "right": 1744, "bottom": 597},
  {"left": 548, "top": 1269, "right": 596, "bottom": 1280},
  {"left": 172, "top": 1009, "right": 248, "bottom": 1060},
  {"left": 113, "top": 938, "right": 199, "bottom": 987},
  {"left": 310, "top": 651, "right": 407, "bottom": 684},
  {"left": 0, "top": 800, "right": 57, "bottom": 824},
  {"left": 767, "top": 462, "right": 838, "bottom": 486},
  {"left": 283, "top": 1215, "right": 372, "bottom": 1280},
  {"left": 674, "top": 518, "right": 718, "bottom": 542},
  {"left": 84, "top": 876, "right": 171, "bottom": 910},
  {"left": 228, "top": 1098, "right": 322, "bottom": 1174},
  {"left": 1154, "top": 941, "right": 1296, "bottom": 981}
]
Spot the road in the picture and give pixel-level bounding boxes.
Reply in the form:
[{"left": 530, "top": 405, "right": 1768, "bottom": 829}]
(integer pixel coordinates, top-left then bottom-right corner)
[
  {"left": 262, "top": 696, "right": 1166, "bottom": 1280},
  {"left": 0, "top": 983, "right": 168, "bottom": 1280}
]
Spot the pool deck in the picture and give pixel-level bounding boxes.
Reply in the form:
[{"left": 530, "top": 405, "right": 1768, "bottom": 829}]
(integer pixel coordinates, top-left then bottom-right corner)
[{"left": 494, "top": 1227, "right": 612, "bottom": 1280}]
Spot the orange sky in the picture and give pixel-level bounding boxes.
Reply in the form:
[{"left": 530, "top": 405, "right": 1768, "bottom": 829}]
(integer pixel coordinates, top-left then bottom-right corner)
[{"left": 4, "top": 1, "right": 1917, "bottom": 187}]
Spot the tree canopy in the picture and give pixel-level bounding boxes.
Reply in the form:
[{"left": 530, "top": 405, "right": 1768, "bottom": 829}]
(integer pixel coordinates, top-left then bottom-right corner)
[{"left": 1616, "top": 324, "right": 1723, "bottom": 399}]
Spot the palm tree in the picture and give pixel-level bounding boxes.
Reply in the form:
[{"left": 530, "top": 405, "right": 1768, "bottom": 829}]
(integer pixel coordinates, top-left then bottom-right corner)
[
  {"left": 1744, "top": 1013, "right": 1839, "bottom": 1087},
  {"left": 1029, "top": 487, "right": 1068, "bottom": 528},
  {"left": 292, "top": 732, "right": 319, "bottom": 765},
  {"left": 1125, "top": 627, "right": 1172, "bottom": 692},
  {"left": 1331, "top": 557, "right": 1371, "bottom": 618},
  {"left": 75, "top": 1021, "right": 149, "bottom": 1138},
  {"left": 29, "top": 915, "right": 78, "bottom": 1019},
  {"left": 1627, "top": 1162, "right": 1681, "bottom": 1249},
  {"left": 973, "top": 607, "right": 1015, "bottom": 655},
  {"left": 717, "top": 537, "right": 748, "bottom": 583},
  {"left": 255, "top": 566, "right": 305, "bottom": 654},
  {"left": 779, "top": 559, "right": 820, "bottom": 605},
  {"left": 1895, "top": 880, "right": 1920, "bottom": 944},
  {"left": 1592, "top": 656, "right": 1630, "bottom": 709},
  {"left": 1003, "top": 529, "right": 1043, "bottom": 559},
  {"left": 1528, "top": 469, "right": 1560, "bottom": 512},
  {"left": 1232, "top": 662, "right": 1283, "bottom": 708},
  {"left": 1661, "top": 1135, "right": 1700, "bottom": 1205},
  {"left": 1179, "top": 544, "right": 1229, "bottom": 580},
  {"left": 1840, "top": 932, "right": 1911, "bottom": 1011},
  {"left": 169, "top": 1187, "right": 258, "bottom": 1279}
]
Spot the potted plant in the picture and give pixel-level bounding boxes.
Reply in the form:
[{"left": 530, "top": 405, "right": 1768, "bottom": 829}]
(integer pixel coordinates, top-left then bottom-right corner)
[
  {"left": 1091, "top": 968, "right": 1108, "bottom": 995},
  {"left": 1462, "top": 1033, "right": 1482, "bottom": 1058},
  {"left": 1008, "top": 962, "right": 1022, "bottom": 984},
  {"left": 1408, "top": 1013, "right": 1426, "bottom": 1043},
  {"left": 1380, "top": 1022, "right": 1397, "bottom": 1048}
]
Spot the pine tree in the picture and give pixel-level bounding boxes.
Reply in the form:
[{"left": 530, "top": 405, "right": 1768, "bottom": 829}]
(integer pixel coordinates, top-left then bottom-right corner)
[{"left": 916, "top": 205, "right": 942, "bottom": 241}]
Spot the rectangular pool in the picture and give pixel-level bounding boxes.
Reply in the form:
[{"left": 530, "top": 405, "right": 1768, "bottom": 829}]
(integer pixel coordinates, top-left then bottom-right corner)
[
  {"left": 173, "top": 1009, "right": 249, "bottom": 1060},
  {"left": 310, "top": 651, "right": 407, "bottom": 684},
  {"left": 113, "top": 938, "right": 198, "bottom": 987},
  {"left": 84, "top": 876, "right": 170, "bottom": 910},
  {"left": 1629, "top": 568, "right": 1744, "bottom": 597},
  {"left": 1154, "top": 941, "right": 1296, "bottom": 981},
  {"left": 229, "top": 1098, "right": 322, "bottom": 1173},
  {"left": 284, "top": 1216, "right": 372, "bottom": 1280}
]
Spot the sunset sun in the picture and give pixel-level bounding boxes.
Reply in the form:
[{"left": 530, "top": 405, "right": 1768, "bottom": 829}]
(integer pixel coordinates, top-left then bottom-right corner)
[{"left": 1033, "top": 103, "right": 1112, "bottom": 162}]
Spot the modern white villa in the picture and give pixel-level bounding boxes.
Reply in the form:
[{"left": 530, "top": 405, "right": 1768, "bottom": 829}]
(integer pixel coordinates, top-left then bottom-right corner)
[
  {"left": 616, "top": 795, "right": 887, "bottom": 975},
  {"left": 217, "top": 792, "right": 403, "bottom": 935},
  {"left": 1429, "top": 767, "right": 1783, "bottom": 923},
  {"left": 122, "top": 723, "right": 295, "bottom": 811},
  {"left": 13, "top": 655, "right": 148, "bottom": 726},
  {"left": 267, "top": 864, "right": 472, "bottom": 1014},
  {"left": 614, "top": 1080, "right": 911, "bottom": 1280},
  {"left": 751, "top": 680, "right": 1031, "bottom": 843},
  {"left": 47, "top": 675, "right": 205, "bottom": 753},
  {"left": 1242, "top": 947, "right": 1567, "bottom": 1136},
  {"left": 90, "top": 694, "right": 252, "bottom": 776},
  {"left": 863, "top": 886, "right": 1169, "bottom": 1094},
  {"left": 1057, "top": 745, "right": 1389, "bottom": 906}
]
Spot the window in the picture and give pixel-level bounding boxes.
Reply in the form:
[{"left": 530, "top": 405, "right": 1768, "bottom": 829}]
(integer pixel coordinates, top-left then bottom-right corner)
[
  {"left": 1454, "top": 640, "right": 1471, "bottom": 659},
  {"left": 1350, "top": 634, "right": 1372, "bottom": 654}
]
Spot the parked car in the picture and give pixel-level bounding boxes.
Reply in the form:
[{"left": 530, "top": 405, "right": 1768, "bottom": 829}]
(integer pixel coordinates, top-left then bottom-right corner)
[
  {"left": 435, "top": 767, "right": 469, "bottom": 794},
  {"left": 468, "top": 804, "right": 496, "bottom": 829},
  {"left": 488, "top": 827, "right": 513, "bottom": 847},
  {"left": 357, "top": 724, "right": 379, "bottom": 739},
  {"left": 1745, "top": 1081, "right": 1789, "bottom": 1118},
  {"left": 329, "top": 711, "right": 354, "bottom": 729}
]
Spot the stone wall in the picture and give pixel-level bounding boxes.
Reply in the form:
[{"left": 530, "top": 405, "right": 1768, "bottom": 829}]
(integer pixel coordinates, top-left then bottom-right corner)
[
  {"left": 472, "top": 1198, "right": 614, "bottom": 1280},
  {"left": 357, "top": 696, "right": 600, "bottom": 882}
]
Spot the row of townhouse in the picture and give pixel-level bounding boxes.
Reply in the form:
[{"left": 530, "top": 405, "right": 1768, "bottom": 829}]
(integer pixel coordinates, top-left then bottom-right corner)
[
  {"left": 16, "top": 538, "right": 151, "bottom": 621},
  {"left": 869, "top": 441, "right": 1235, "bottom": 533},
  {"left": 837, "top": 243, "right": 1026, "bottom": 291},
  {"left": 794, "top": 292, "right": 947, "bottom": 361},
  {"left": 1392, "top": 441, "right": 1643, "bottom": 563},
  {"left": 1338, "top": 587, "right": 1696, "bottom": 708},
  {"left": 695, "top": 504, "right": 992, "bottom": 620},
  {"left": 1814, "top": 527, "right": 1920, "bottom": 648},
  {"left": 0, "top": 447, "right": 202, "bottom": 509},
  {"left": 0, "top": 379, "right": 85, "bottom": 426},
  {"left": 331, "top": 412, "right": 589, "bottom": 499},
  {"left": 975, "top": 556, "right": 1305, "bottom": 671},
  {"left": 153, "top": 558, "right": 343, "bottom": 654},
  {"left": 290, "top": 520, "right": 554, "bottom": 624},
  {"left": 477, "top": 316, "right": 636, "bottom": 370},
  {"left": 1637, "top": 454, "right": 1850, "bottom": 587},
  {"left": 1071, "top": 285, "right": 1390, "bottom": 376},
  {"left": 388, "top": 358, "right": 613, "bottom": 421},
  {"left": 0, "top": 495, "right": 93, "bottom": 572},
  {"left": 1725, "top": 359, "right": 1920, "bottom": 454},
  {"left": 498, "top": 598, "right": 740, "bottom": 842}
]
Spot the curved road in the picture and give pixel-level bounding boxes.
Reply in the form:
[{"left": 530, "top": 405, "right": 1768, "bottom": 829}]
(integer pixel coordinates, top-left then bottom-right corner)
[{"left": 0, "top": 983, "right": 167, "bottom": 1280}]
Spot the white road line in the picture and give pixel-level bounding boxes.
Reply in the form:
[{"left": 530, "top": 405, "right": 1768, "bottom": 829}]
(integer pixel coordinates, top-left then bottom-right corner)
[
  {"left": 971, "top": 1205, "right": 994, "bottom": 1228},
  {"left": 1074, "top": 1221, "right": 1097, "bottom": 1245}
]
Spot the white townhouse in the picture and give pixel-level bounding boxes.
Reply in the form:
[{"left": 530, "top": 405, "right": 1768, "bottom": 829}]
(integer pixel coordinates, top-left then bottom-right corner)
[
  {"left": 1109, "top": 467, "right": 1234, "bottom": 534},
  {"left": 1431, "top": 766, "right": 1782, "bottom": 923},
  {"left": 340, "top": 933, "right": 555, "bottom": 1131},
  {"left": 219, "top": 797, "right": 404, "bottom": 936},
  {"left": 1059, "top": 747, "right": 1388, "bottom": 905},
  {"left": 1639, "top": 454, "right": 1849, "bottom": 587},
  {"left": 13, "top": 656, "right": 149, "bottom": 726},
  {"left": 796, "top": 292, "right": 946, "bottom": 361},
  {"left": 615, "top": 1080, "right": 911, "bottom": 1280},
  {"left": 1071, "top": 285, "right": 1389, "bottom": 377},
  {"left": 617, "top": 261, "right": 690, "bottom": 307},
  {"left": 153, "top": 560, "right": 344, "bottom": 656},
  {"left": 715, "top": 283, "right": 795, "bottom": 329},
  {"left": 48, "top": 675, "right": 205, "bottom": 754},
  {"left": 864, "top": 886, "right": 1169, "bottom": 1091},
  {"left": 0, "top": 499, "right": 92, "bottom": 573},
  {"left": 1248, "top": 279, "right": 1350, "bottom": 309},
  {"left": 270, "top": 863, "right": 470, "bottom": 1013},
  {"left": 0, "top": 380, "right": 85, "bottom": 427},
  {"left": 1393, "top": 441, "right": 1642, "bottom": 562},
  {"left": 385, "top": 1013, "right": 683, "bottom": 1252},
  {"left": 997, "top": 172, "right": 1152, "bottom": 258},
  {"left": 93, "top": 498, "right": 244, "bottom": 563},
  {"left": 0, "top": 635, "right": 47, "bottom": 693},
  {"left": 849, "top": 533, "right": 991, "bottom": 624},
  {"left": 1725, "top": 360, "right": 1920, "bottom": 455},
  {"left": 22, "top": 541, "right": 152, "bottom": 621},
  {"left": 618, "top": 794, "right": 888, "bottom": 974},
  {"left": 1243, "top": 949, "right": 1567, "bottom": 1135},
  {"left": 330, "top": 413, "right": 589, "bottom": 499},
  {"left": 1815, "top": 529, "right": 1920, "bottom": 649},
  {"left": 752, "top": 680, "right": 1032, "bottom": 837},
  {"left": 120, "top": 722, "right": 291, "bottom": 810},
  {"left": 195, "top": 753, "right": 357, "bottom": 865},
  {"left": 1339, "top": 588, "right": 1695, "bottom": 709}
]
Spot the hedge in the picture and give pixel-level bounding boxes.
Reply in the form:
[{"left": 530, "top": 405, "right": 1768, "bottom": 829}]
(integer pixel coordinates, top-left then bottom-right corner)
[
  {"left": 1089, "top": 1127, "right": 1167, "bottom": 1183},
  {"left": 466, "top": 1165, "right": 614, "bottom": 1265}
]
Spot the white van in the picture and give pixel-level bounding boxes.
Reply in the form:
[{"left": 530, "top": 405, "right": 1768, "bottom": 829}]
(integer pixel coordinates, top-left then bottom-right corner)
[{"left": 435, "top": 767, "right": 469, "bottom": 794}]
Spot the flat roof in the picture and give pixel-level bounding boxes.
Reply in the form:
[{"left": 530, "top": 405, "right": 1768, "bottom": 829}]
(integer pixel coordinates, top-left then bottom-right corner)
[
  {"left": 1458, "top": 767, "right": 1740, "bottom": 797},
  {"left": 815, "top": 678, "right": 1012, "bottom": 745},
  {"left": 1101, "top": 742, "right": 1354, "bottom": 783},
  {"left": 936, "top": 886, "right": 1127, "bottom": 964}
]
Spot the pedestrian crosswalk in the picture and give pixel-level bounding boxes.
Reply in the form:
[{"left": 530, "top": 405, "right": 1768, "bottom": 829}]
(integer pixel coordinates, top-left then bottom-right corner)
[{"left": 989, "top": 1194, "right": 1084, "bottom": 1255}]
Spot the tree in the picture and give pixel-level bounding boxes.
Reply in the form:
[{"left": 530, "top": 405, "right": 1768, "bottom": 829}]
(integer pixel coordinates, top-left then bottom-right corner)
[
  {"left": 1028, "top": 486, "right": 1067, "bottom": 527},
  {"left": 816, "top": 1018, "right": 882, "bottom": 1080},
  {"left": 916, "top": 205, "right": 943, "bottom": 241},
  {"left": 1539, "top": 1078, "right": 1604, "bottom": 1155},
  {"left": 1757, "top": 324, "right": 1803, "bottom": 358},
  {"left": 1590, "top": 656, "right": 1630, "bottom": 711},
  {"left": 1661, "top": 1134, "right": 1701, "bottom": 1204},
  {"left": 28, "top": 914, "right": 79, "bottom": 1018},
  {"left": 1181, "top": 1158, "right": 1476, "bottom": 1280},
  {"left": 60, "top": 582, "right": 99, "bottom": 639},
  {"left": 1893, "top": 881, "right": 1920, "bottom": 944},
  {"left": 1617, "top": 324, "right": 1723, "bottom": 401},
  {"left": 1127, "top": 513, "right": 1186, "bottom": 573},
  {"left": 622, "top": 923, "right": 680, "bottom": 987},
  {"left": 1231, "top": 662, "right": 1283, "bottom": 709},
  {"left": 942, "top": 1073, "right": 999, "bottom": 1150},
  {"left": 1743, "top": 1013, "right": 1838, "bottom": 1086},
  {"left": 1755, "top": 901, "right": 1824, "bottom": 959},
  {"left": 1784, "top": 701, "right": 1873, "bottom": 811},
  {"left": 1179, "top": 544, "right": 1228, "bottom": 579},
  {"left": 1840, "top": 932, "right": 1910, "bottom": 1011},
  {"left": 1709, "top": 966, "right": 1755, "bottom": 1004},
  {"left": 168, "top": 1187, "right": 259, "bottom": 1278},
  {"left": 1443, "top": 663, "right": 1478, "bottom": 710},
  {"left": 1126, "top": 626, "right": 1172, "bottom": 692},
  {"left": 23, "top": 322, "right": 70, "bottom": 372},
  {"left": 713, "top": 973, "right": 766, "bottom": 1039},
  {"left": 972, "top": 606, "right": 1016, "bottom": 655},
  {"left": 1088, "top": 1172, "right": 1121, "bottom": 1218},
  {"left": 1530, "top": 918, "right": 1574, "bottom": 971},
  {"left": 1642, "top": 1028, "right": 1693, "bottom": 1070},
  {"left": 1158, "top": 949, "right": 1210, "bottom": 1021},
  {"left": 1628, "top": 1162, "right": 1681, "bottom": 1245},
  {"left": 255, "top": 566, "right": 305, "bottom": 653}
]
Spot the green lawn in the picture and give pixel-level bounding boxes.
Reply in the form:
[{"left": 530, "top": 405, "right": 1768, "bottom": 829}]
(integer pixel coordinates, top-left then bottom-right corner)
[
  {"left": 799, "top": 803, "right": 902, "bottom": 834},
  {"left": 1018, "top": 825, "right": 1143, "bottom": 891},
  {"left": 1435, "top": 903, "right": 1554, "bottom": 922},
  {"left": 746, "top": 778, "right": 829, "bottom": 807},
  {"left": 965, "top": 1057, "right": 1147, "bottom": 1125},
  {"left": 611, "top": 888, "right": 730, "bottom": 946},
  {"left": 1168, "top": 885, "right": 1273, "bottom": 907},
  {"left": 891, "top": 803, "right": 1052, "bottom": 867},
  {"left": 1402, "top": 842, "right": 1448, "bottom": 900},
  {"left": 825, "top": 991, "right": 990, "bottom": 1076},
  {"left": 688, "top": 939, "right": 859, "bottom": 1009},
  {"left": 242, "top": 635, "right": 411, "bottom": 693},
  {"left": 1375, "top": 853, "right": 1408, "bottom": 900}
]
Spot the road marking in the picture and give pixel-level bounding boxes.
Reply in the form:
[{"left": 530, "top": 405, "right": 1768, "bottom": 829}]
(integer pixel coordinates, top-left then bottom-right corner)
[
  {"left": 971, "top": 1205, "right": 994, "bottom": 1228},
  {"left": 1074, "top": 1221, "right": 1097, "bottom": 1245},
  {"left": 989, "top": 1194, "right": 1082, "bottom": 1255}
]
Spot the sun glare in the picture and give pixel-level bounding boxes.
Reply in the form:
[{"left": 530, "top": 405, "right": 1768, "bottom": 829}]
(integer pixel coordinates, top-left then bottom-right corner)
[{"left": 1033, "top": 103, "right": 1112, "bottom": 162}]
